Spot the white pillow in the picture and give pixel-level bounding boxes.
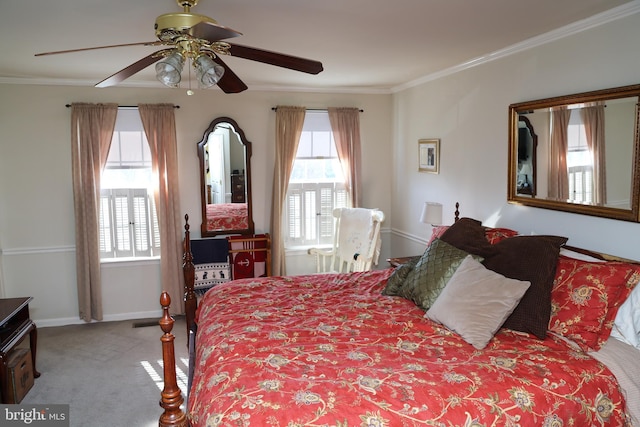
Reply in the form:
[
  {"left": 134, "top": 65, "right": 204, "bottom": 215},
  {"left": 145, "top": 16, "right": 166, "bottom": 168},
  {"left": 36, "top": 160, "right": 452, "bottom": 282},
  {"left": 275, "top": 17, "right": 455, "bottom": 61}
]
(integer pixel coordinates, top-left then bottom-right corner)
[
  {"left": 425, "top": 256, "right": 531, "bottom": 350},
  {"left": 610, "top": 283, "right": 640, "bottom": 349}
]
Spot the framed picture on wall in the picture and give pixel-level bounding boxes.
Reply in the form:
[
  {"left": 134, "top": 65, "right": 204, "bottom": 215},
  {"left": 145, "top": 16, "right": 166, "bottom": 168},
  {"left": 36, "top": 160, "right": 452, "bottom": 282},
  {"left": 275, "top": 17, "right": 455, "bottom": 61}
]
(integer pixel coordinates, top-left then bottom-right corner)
[{"left": 418, "top": 139, "right": 440, "bottom": 173}]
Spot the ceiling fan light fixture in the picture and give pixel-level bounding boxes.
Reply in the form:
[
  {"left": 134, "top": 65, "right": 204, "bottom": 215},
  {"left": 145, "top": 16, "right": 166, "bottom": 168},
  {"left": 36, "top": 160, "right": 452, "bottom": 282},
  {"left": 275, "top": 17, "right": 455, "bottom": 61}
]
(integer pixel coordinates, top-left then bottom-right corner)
[
  {"left": 155, "top": 51, "right": 185, "bottom": 87},
  {"left": 35, "top": 0, "right": 322, "bottom": 93},
  {"left": 194, "top": 54, "right": 225, "bottom": 88}
]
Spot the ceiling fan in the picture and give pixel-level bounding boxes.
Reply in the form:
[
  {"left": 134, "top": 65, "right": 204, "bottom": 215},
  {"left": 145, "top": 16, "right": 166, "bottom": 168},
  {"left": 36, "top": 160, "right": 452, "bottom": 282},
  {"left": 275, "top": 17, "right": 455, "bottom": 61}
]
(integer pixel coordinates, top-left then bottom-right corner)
[{"left": 35, "top": 0, "right": 323, "bottom": 93}]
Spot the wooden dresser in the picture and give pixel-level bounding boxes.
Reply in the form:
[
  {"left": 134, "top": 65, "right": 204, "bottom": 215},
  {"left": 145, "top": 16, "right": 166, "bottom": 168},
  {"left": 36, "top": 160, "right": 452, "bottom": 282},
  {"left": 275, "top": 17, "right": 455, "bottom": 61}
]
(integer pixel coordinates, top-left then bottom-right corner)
[
  {"left": 0, "top": 297, "right": 39, "bottom": 403},
  {"left": 231, "top": 173, "right": 246, "bottom": 203}
]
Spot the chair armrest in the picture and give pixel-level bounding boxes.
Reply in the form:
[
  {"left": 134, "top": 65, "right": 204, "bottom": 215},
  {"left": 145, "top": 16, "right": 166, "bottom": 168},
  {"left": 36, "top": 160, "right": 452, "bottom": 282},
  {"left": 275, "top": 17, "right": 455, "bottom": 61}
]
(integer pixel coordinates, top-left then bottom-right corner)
[
  {"left": 308, "top": 247, "right": 335, "bottom": 273},
  {"left": 308, "top": 247, "right": 334, "bottom": 256}
]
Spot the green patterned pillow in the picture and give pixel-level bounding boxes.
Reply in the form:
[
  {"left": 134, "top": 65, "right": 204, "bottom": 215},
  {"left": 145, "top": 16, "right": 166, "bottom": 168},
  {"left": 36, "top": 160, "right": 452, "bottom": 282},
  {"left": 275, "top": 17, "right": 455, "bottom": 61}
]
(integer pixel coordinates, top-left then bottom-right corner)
[
  {"left": 382, "top": 256, "right": 420, "bottom": 296},
  {"left": 385, "top": 238, "right": 482, "bottom": 310}
]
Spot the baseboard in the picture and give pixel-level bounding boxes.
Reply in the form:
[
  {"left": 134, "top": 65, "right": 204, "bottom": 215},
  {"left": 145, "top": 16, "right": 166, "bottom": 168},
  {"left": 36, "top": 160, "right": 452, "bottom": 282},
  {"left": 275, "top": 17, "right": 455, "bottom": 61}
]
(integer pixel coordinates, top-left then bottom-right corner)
[{"left": 34, "top": 309, "right": 164, "bottom": 328}]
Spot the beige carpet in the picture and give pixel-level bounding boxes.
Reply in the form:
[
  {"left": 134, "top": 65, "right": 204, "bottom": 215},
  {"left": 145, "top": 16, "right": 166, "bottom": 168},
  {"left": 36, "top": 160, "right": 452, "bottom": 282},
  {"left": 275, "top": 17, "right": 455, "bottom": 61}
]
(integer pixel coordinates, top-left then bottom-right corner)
[{"left": 21, "top": 316, "right": 188, "bottom": 427}]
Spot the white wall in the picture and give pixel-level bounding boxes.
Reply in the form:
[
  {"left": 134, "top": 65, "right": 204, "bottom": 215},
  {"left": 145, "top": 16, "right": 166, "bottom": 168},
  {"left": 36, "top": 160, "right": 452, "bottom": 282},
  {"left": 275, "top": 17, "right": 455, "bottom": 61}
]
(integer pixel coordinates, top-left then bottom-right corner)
[
  {"left": 0, "top": 84, "right": 392, "bottom": 325},
  {"left": 390, "top": 11, "right": 640, "bottom": 260}
]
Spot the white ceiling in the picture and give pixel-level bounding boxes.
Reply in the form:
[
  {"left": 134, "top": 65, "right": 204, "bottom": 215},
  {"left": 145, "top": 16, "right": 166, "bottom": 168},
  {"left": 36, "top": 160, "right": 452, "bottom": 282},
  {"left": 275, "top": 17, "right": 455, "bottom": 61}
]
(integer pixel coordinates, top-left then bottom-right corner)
[{"left": 1, "top": 0, "right": 638, "bottom": 93}]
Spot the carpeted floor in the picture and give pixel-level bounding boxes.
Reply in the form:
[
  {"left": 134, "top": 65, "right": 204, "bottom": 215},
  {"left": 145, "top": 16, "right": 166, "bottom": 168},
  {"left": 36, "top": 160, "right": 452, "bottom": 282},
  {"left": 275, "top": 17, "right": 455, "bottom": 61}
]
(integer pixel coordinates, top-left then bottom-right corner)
[{"left": 20, "top": 316, "right": 188, "bottom": 427}]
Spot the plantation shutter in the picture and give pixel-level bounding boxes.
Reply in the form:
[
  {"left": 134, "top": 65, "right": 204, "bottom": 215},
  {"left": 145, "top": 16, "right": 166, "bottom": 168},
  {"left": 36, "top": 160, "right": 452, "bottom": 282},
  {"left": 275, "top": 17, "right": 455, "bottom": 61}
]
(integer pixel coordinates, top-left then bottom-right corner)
[{"left": 99, "top": 188, "right": 159, "bottom": 258}]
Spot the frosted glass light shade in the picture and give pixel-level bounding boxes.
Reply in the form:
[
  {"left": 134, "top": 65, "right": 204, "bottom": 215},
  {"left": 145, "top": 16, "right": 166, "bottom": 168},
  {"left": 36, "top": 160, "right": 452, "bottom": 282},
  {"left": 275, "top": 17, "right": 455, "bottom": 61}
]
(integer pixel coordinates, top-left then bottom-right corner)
[
  {"left": 155, "top": 52, "right": 185, "bottom": 88},
  {"left": 194, "top": 55, "right": 225, "bottom": 88}
]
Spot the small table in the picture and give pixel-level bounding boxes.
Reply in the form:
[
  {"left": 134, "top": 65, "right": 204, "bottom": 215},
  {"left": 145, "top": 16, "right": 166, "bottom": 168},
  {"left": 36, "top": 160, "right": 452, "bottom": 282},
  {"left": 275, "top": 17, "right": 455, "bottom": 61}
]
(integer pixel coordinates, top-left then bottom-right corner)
[
  {"left": 387, "top": 256, "right": 420, "bottom": 268},
  {"left": 0, "top": 297, "right": 39, "bottom": 403}
]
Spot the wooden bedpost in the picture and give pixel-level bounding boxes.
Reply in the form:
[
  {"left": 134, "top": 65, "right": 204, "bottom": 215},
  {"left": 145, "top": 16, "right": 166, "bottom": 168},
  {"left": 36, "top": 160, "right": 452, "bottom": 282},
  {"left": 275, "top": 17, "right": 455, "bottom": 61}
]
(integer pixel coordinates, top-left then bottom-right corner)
[
  {"left": 159, "top": 292, "right": 187, "bottom": 427},
  {"left": 454, "top": 202, "right": 460, "bottom": 222},
  {"left": 183, "top": 214, "right": 197, "bottom": 338}
]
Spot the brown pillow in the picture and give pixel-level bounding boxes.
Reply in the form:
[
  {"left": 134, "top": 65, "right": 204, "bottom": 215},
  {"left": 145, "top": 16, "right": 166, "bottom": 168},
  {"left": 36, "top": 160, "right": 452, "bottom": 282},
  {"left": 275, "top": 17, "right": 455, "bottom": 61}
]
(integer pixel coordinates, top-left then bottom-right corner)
[
  {"left": 439, "top": 218, "right": 496, "bottom": 258},
  {"left": 440, "top": 218, "right": 567, "bottom": 339}
]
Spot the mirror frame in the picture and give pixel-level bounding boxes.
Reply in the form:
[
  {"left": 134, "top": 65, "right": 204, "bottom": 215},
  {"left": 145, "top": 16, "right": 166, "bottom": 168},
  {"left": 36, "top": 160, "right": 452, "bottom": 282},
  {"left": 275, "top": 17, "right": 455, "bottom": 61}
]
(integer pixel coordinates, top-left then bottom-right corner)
[
  {"left": 508, "top": 84, "right": 640, "bottom": 222},
  {"left": 197, "top": 117, "right": 255, "bottom": 237}
]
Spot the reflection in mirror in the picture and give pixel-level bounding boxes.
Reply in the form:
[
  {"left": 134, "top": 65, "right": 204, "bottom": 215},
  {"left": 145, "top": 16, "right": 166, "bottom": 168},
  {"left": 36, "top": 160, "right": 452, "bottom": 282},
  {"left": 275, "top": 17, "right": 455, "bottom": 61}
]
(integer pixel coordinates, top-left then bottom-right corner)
[
  {"left": 516, "top": 117, "right": 537, "bottom": 196},
  {"left": 198, "top": 117, "right": 254, "bottom": 237},
  {"left": 508, "top": 84, "right": 640, "bottom": 222}
]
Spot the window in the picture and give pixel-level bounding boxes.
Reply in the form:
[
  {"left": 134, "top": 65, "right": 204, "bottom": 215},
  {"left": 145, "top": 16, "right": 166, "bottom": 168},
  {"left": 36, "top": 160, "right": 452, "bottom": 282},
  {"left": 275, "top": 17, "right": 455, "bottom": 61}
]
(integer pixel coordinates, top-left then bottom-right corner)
[
  {"left": 283, "top": 111, "right": 349, "bottom": 248},
  {"left": 99, "top": 109, "right": 160, "bottom": 259},
  {"left": 567, "top": 109, "right": 593, "bottom": 204}
]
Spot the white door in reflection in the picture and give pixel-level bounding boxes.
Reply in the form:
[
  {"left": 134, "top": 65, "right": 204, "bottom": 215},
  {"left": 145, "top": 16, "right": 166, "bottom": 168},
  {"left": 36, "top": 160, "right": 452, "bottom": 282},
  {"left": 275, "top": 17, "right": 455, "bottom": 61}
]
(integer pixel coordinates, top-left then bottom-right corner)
[{"left": 208, "top": 134, "right": 225, "bottom": 204}]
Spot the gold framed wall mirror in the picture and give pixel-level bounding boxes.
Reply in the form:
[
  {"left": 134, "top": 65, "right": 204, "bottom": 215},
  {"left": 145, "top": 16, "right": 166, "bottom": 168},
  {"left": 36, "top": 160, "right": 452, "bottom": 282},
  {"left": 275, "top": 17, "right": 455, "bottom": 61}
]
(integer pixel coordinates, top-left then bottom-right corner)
[
  {"left": 197, "top": 117, "right": 255, "bottom": 237},
  {"left": 507, "top": 84, "right": 640, "bottom": 222}
]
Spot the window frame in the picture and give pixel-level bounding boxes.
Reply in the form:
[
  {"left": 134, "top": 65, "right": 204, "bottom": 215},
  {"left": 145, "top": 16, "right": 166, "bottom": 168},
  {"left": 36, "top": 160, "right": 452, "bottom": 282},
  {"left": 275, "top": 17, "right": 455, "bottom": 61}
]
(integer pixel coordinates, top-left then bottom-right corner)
[
  {"left": 99, "top": 109, "right": 160, "bottom": 261},
  {"left": 283, "top": 111, "right": 350, "bottom": 250},
  {"left": 566, "top": 109, "right": 595, "bottom": 204}
]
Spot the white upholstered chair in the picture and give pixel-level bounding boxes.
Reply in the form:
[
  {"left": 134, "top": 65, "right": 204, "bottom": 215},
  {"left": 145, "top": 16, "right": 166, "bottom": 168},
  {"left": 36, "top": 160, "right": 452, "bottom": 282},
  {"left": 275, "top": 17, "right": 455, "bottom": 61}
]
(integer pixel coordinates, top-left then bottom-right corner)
[{"left": 308, "top": 207, "right": 385, "bottom": 273}]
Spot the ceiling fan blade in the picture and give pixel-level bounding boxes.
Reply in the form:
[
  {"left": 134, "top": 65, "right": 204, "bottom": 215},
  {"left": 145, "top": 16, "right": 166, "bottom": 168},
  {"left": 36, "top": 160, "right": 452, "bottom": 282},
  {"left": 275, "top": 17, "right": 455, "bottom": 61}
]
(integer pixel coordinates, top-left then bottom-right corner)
[
  {"left": 189, "top": 21, "right": 242, "bottom": 43},
  {"left": 95, "top": 49, "right": 171, "bottom": 88},
  {"left": 227, "top": 44, "right": 323, "bottom": 75},
  {"left": 212, "top": 56, "right": 248, "bottom": 93},
  {"left": 35, "top": 41, "right": 161, "bottom": 57}
]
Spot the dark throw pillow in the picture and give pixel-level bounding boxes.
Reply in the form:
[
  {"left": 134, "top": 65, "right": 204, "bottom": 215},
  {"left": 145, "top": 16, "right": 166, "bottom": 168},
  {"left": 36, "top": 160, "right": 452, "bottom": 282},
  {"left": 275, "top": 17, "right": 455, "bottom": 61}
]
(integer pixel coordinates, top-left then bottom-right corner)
[
  {"left": 440, "top": 218, "right": 567, "bottom": 339},
  {"left": 439, "top": 218, "right": 496, "bottom": 258}
]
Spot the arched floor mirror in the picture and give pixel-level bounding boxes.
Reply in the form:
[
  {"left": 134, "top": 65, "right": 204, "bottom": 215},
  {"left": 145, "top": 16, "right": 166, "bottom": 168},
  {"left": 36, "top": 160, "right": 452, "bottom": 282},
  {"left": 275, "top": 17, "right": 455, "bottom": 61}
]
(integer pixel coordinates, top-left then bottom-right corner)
[{"left": 197, "top": 117, "right": 255, "bottom": 237}]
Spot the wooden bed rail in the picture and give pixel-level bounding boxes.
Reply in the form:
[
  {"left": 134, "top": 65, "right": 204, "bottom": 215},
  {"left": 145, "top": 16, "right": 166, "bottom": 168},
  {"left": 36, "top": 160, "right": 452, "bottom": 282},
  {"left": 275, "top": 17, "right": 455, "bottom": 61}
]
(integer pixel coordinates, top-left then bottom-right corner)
[{"left": 159, "top": 292, "right": 188, "bottom": 427}]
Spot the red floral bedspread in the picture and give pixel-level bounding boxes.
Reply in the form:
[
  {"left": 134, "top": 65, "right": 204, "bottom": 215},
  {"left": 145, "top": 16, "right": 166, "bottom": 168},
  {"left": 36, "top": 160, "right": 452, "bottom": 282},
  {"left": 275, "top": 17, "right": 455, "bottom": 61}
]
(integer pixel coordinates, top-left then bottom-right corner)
[
  {"left": 205, "top": 203, "right": 248, "bottom": 232},
  {"left": 189, "top": 269, "right": 631, "bottom": 426}
]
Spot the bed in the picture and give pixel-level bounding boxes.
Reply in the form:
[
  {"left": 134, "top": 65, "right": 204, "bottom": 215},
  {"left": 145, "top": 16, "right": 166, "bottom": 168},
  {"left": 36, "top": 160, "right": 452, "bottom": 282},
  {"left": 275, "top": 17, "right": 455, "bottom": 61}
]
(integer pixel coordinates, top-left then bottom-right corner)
[
  {"left": 205, "top": 203, "right": 248, "bottom": 232},
  {"left": 159, "top": 213, "right": 640, "bottom": 427}
]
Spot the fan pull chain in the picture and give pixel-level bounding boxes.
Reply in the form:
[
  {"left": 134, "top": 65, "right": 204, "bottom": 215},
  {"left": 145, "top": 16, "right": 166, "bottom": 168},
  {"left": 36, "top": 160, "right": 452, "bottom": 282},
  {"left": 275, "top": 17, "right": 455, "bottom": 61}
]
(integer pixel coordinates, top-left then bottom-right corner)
[{"left": 186, "top": 58, "right": 194, "bottom": 96}]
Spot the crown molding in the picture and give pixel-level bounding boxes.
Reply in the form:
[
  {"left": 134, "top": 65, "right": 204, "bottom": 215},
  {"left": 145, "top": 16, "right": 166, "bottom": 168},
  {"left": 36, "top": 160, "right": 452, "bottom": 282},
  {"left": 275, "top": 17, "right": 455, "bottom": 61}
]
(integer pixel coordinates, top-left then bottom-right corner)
[
  {"left": 0, "top": 75, "right": 392, "bottom": 95},
  {"left": 0, "top": 76, "right": 162, "bottom": 88},
  {"left": 393, "top": 0, "right": 640, "bottom": 93}
]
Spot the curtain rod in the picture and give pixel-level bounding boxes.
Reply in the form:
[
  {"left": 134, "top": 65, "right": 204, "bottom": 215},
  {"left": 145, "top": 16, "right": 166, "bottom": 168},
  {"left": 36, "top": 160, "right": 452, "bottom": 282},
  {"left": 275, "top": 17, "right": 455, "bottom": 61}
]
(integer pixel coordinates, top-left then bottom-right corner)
[
  {"left": 271, "top": 107, "right": 363, "bottom": 112},
  {"left": 65, "top": 104, "right": 180, "bottom": 109}
]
